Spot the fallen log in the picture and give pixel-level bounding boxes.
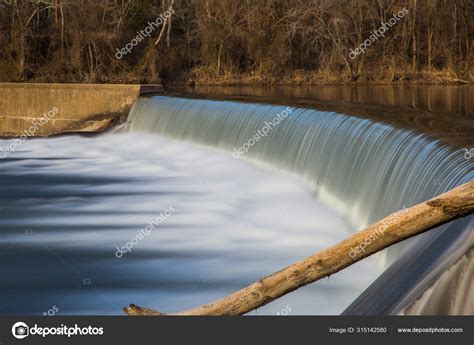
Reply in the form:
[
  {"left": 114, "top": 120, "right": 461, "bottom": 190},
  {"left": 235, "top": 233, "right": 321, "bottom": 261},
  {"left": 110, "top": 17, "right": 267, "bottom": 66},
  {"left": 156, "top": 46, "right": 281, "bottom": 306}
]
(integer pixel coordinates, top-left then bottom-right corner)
[{"left": 124, "top": 180, "right": 474, "bottom": 316}]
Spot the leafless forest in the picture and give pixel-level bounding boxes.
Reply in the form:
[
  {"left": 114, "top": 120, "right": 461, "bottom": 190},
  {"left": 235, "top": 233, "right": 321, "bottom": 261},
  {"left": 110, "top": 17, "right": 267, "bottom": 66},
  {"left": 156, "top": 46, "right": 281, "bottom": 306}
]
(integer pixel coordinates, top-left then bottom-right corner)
[{"left": 0, "top": 0, "right": 472, "bottom": 84}]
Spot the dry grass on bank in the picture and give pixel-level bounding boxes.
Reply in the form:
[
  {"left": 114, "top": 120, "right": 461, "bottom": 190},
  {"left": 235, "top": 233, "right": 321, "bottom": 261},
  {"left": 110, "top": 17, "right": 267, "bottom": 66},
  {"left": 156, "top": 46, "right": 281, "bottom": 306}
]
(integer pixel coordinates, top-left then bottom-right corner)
[{"left": 171, "top": 66, "right": 472, "bottom": 86}]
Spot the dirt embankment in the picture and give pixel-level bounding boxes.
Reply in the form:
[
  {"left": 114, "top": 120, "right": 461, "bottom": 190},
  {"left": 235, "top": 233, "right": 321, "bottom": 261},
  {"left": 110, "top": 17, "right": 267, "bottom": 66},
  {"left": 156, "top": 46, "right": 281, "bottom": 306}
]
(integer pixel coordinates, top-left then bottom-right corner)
[{"left": 166, "top": 67, "right": 472, "bottom": 87}]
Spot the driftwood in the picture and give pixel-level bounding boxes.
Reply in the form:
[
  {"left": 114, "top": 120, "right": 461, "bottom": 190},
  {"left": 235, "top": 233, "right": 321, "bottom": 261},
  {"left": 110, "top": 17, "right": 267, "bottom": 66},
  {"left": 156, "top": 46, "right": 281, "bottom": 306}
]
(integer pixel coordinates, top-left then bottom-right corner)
[
  {"left": 452, "top": 78, "right": 468, "bottom": 84},
  {"left": 124, "top": 180, "right": 474, "bottom": 316}
]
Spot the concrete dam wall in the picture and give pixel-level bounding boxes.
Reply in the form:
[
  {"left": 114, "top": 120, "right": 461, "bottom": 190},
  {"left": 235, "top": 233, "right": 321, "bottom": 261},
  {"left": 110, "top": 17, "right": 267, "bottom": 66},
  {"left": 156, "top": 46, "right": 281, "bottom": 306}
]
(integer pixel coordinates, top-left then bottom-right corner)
[{"left": 0, "top": 83, "right": 163, "bottom": 137}]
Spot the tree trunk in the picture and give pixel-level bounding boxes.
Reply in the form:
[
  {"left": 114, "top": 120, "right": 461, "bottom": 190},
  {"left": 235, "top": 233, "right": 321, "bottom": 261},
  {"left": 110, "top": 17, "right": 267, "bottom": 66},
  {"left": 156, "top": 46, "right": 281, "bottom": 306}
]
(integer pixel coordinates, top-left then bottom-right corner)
[
  {"left": 411, "top": 0, "right": 417, "bottom": 71},
  {"left": 216, "top": 39, "right": 224, "bottom": 75},
  {"left": 428, "top": 28, "right": 433, "bottom": 70},
  {"left": 166, "top": 10, "right": 172, "bottom": 48}
]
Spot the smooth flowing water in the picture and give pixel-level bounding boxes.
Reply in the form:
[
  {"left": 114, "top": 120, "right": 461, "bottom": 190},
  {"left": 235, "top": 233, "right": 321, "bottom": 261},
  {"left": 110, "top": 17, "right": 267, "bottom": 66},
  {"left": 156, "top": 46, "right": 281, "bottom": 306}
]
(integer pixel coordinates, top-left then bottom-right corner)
[{"left": 0, "top": 133, "right": 378, "bottom": 315}]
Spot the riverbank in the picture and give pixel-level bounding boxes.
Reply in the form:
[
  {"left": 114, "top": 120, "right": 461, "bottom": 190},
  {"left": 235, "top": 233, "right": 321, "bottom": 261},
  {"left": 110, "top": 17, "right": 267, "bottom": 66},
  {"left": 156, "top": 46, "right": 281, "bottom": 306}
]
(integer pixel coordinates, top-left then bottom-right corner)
[{"left": 166, "top": 68, "right": 472, "bottom": 87}]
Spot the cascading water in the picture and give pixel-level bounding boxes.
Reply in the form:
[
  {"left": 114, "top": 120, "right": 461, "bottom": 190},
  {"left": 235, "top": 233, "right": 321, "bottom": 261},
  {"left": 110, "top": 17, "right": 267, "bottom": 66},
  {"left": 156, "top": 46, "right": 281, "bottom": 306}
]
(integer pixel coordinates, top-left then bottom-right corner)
[{"left": 127, "top": 95, "right": 473, "bottom": 314}]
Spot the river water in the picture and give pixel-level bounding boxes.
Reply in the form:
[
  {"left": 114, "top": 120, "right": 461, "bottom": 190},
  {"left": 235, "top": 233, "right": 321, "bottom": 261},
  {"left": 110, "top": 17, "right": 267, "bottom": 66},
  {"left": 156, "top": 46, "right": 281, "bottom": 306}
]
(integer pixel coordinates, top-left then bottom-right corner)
[
  {"left": 0, "top": 132, "right": 380, "bottom": 315},
  {"left": 0, "top": 85, "right": 472, "bottom": 315}
]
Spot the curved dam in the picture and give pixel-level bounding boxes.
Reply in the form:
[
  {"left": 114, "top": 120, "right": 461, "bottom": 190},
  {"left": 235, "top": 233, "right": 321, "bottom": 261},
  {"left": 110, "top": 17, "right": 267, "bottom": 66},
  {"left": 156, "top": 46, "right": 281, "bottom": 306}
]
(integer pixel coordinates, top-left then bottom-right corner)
[{"left": 127, "top": 95, "right": 474, "bottom": 314}]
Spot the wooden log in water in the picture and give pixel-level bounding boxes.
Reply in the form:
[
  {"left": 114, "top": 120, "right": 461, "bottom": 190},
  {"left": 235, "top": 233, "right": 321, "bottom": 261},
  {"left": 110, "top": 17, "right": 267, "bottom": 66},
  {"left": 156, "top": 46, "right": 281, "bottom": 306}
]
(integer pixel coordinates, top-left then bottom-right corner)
[{"left": 124, "top": 180, "right": 474, "bottom": 316}]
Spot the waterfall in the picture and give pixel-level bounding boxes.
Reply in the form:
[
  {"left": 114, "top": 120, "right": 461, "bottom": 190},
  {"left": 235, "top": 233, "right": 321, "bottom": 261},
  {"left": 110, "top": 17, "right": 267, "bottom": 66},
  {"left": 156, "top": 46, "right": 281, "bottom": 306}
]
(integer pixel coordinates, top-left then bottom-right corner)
[{"left": 127, "top": 95, "right": 473, "bottom": 314}]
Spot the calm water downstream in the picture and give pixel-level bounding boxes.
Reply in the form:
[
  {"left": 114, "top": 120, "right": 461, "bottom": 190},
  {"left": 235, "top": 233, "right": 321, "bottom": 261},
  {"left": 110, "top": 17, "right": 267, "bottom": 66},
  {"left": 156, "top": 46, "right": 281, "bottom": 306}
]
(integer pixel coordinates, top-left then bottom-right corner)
[{"left": 0, "top": 133, "right": 372, "bottom": 315}]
